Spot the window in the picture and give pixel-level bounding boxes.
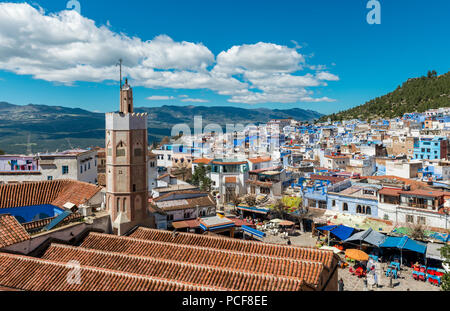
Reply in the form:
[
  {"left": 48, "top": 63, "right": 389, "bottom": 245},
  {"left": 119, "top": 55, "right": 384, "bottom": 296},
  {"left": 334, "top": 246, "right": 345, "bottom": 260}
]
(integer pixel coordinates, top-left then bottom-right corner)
[
  {"left": 88, "top": 162, "right": 91, "bottom": 170},
  {"left": 260, "top": 187, "right": 270, "bottom": 194},
  {"left": 62, "top": 166, "right": 69, "bottom": 175},
  {"left": 116, "top": 141, "right": 126, "bottom": 157},
  {"left": 366, "top": 206, "right": 372, "bottom": 215},
  {"left": 95, "top": 159, "right": 97, "bottom": 167},
  {"left": 80, "top": 165, "right": 83, "bottom": 174},
  {"left": 332, "top": 200, "right": 336, "bottom": 207},
  {"left": 167, "top": 214, "right": 174, "bottom": 221},
  {"left": 133, "top": 184, "right": 136, "bottom": 192},
  {"left": 123, "top": 199, "right": 126, "bottom": 212},
  {"left": 417, "top": 216, "right": 426, "bottom": 225},
  {"left": 184, "top": 211, "right": 191, "bottom": 219},
  {"left": 47, "top": 176, "right": 53, "bottom": 181},
  {"left": 356, "top": 205, "right": 363, "bottom": 214},
  {"left": 383, "top": 214, "right": 389, "bottom": 221},
  {"left": 343, "top": 203, "right": 348, "bottom": 211},
  {"left": 406, "top": 214, "right": 414, "bottom": 223}
]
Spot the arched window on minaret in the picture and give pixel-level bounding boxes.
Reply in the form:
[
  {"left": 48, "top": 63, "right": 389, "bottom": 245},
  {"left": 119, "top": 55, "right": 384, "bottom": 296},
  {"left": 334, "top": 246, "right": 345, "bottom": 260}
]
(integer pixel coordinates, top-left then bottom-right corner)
[
  {"left": 116, "top": 198, "right": 120, "bottom": 213},
  {"left": 116, "top": 141, "right": 126, "bottom": 157},
  {"left": 123, "top": 198, "right": 127, "bottom": 213}
]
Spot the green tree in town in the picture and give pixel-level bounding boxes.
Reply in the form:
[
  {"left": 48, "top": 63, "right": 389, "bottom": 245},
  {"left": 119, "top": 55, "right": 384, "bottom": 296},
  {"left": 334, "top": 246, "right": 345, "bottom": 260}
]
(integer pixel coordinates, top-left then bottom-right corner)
[
  {"left": 441, "top": 244, "right": 450, "bottom": 291},
  {"left": 191, "top": 163, "right": 212, "bottom": 192},
  {"left": 0, "top": 149, "right": 5, "bottom": 155},
  {"left": 272, "top": 198, "right": 288, "bottom": 220}
]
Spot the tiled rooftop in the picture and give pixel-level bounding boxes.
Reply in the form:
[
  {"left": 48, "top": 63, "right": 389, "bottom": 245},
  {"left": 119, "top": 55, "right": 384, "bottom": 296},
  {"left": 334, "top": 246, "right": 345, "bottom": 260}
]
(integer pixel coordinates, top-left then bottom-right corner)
[
  {"left": 130, "top": 228, "right": 336, "bottom": 269},
  {"left": 42, "top": 243, "right": 306, "bottom": 291},
  {"left": 0, "top": 180, "right": 102, "bottom": 210},
  {"left": 0, "top": 253, "right": 220, "bottom": 291},
  {"left": 0, "top": 215, "right": 30, "bottom": 248},
  {"left": 80, "top": 232, "right": 327, "bottom": 289}
]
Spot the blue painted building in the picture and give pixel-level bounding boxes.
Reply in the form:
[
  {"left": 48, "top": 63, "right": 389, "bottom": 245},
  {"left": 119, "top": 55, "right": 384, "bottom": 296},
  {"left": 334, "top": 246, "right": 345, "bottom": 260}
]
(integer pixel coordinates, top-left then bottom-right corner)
[
  {"left": 327, "top": 180, "right": 381, "bottom": 218},
  {"left": 413, "top": 136, "right": 448, "bottom": 160}
]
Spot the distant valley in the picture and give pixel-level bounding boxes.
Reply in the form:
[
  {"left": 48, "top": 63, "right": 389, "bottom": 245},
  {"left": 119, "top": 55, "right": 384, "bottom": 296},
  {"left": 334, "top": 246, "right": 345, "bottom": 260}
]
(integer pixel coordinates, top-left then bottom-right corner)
[{"left": 0, "top": 102, "right": 322, "bottom": 154}]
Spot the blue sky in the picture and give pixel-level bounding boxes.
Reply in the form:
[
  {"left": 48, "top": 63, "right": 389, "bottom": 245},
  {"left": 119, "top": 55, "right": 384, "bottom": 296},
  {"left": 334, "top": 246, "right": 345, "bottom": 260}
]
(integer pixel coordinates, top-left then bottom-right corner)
[{"left": 0, "top": 0, "right": 449, "bottom": 114}]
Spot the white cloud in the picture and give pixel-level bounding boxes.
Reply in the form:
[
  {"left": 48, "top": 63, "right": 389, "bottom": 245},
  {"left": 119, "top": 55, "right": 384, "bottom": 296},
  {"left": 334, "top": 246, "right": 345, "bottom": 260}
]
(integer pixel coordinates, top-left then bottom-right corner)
[
  {"left": 316, "top": 71, "right": 340, "bottom": 81},
  {"left": 0, "top": 3, "right": 339, "bottom": 105},
  {"left": 146, "top": 95, "right": 175, "bottom": 101}
]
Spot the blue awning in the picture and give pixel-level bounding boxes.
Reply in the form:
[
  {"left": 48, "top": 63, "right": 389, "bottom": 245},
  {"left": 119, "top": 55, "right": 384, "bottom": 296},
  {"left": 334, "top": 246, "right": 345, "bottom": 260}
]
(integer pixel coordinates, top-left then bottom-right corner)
[
  {"left": 317, "top": 224, "right": 355, "bottom": 241},
  {"left": 199, "top": 223, "right": 235, "bottom": 231},
  {"left": 316, "top": 225, "right": 337, "bottom": 231},
  {"left": 242, "top": 225, "right": 266, "bottom": 239},
  {"left": 429, "top": 232, "right": 449, "bottom": 243},
  {"left": 380, "top": 236, "right": 427, "bottom": 254},
  {"left": 237, "top": 206, "right": 269, "bottom": 214},
  {"left": 331, "top": 225, "right": 355, "bottom": 240}
]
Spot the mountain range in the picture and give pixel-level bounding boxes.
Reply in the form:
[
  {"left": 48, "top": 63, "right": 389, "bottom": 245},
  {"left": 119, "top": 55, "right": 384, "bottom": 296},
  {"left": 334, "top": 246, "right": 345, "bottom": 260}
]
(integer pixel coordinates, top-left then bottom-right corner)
[{"left": 0, "top": 103, "right": 322, "bottom": 154}]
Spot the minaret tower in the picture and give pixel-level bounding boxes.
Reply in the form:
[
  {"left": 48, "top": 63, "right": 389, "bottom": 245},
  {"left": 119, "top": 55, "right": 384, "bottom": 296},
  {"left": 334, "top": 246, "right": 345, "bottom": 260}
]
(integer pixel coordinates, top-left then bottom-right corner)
[{"left": 105, "top": 70, "right": 149, "bottom": 235}]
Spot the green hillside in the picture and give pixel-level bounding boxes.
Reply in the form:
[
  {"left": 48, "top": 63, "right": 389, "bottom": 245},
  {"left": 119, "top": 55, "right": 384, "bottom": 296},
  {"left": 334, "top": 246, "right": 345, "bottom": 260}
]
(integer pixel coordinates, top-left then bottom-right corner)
[{"left": 322, "top": 71, "right": 450, "bottom": 121}]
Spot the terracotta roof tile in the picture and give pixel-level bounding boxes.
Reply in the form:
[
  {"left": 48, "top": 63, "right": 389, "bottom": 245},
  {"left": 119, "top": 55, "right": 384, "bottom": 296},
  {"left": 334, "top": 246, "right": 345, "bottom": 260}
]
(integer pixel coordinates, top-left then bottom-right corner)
[
  {"left": 42, "top": 243, "right": 306, "bottom": 291},
  {"left": 0, "top": 215, "right": 30, "bottom": 248},
  {"left": 379, "top": 187, "right": 401, "bottom": 197},
  {"left": 0, "top": 180, "right": 102, "bottom": 210},
  {"left": 0, "top": 253, "right": 220, "bottom": 291},
  {"left": 248, "top": 157, "right": 271, "bottom": 164},
  {"left": 130, "top": 228, "right": 336, "bottom": 269},
  {"left": 21, "top": 213, "right": 82, "bottom": 232},
  {"left": 80, "top": 232, "right": 329, "bottom": 289},
  {"left": 193, "top": 158, "right": 213, "bottom": 164}
]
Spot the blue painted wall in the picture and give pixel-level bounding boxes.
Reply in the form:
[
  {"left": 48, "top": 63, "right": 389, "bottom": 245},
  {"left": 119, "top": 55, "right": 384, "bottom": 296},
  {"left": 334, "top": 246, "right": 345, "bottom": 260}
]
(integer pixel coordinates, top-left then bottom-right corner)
[{"left": 327, "top": 194, "right": 378, "bottom": 218}]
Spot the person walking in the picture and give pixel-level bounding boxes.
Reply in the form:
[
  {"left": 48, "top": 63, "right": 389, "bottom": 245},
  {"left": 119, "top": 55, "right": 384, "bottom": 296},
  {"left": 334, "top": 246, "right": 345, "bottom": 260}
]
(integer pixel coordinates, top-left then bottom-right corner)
[
  {"left": 373, "top": 269, "right": 378, "bottom": 289},
  {"left": 338, "top": 278, "right": 344, "bottom": 292},
  {"left": 389, "top": 272, "right": 394, "bottom": 288}
]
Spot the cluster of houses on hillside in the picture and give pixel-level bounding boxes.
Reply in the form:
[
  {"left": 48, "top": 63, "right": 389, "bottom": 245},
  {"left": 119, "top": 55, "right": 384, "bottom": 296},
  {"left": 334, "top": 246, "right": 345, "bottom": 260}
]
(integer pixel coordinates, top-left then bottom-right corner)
[
  {"left": 1, "top": 107, "right": 450, "bottom": 233},
  {"left": 0, "top": 81, "right": 449, "bottom": 292}
]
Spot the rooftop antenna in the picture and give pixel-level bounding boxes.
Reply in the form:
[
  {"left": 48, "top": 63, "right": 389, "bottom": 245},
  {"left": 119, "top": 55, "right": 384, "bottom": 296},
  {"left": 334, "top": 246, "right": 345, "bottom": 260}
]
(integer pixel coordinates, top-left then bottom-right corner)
[{"left": 116, "top": 59, "right": 123, "bottom": 90}]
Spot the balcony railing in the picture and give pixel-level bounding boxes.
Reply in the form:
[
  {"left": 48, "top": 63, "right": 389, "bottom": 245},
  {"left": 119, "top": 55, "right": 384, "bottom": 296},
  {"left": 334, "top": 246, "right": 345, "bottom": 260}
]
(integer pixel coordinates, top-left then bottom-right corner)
[{"left": 399, "top": 202, "right": 443, "bottom": 211}]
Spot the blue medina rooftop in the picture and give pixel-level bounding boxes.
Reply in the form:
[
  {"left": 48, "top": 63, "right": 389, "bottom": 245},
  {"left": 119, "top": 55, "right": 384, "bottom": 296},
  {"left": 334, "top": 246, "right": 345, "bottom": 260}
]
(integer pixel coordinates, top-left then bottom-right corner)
[{"left": 0, "top": 179, "right": 102, "bottom": 226}]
